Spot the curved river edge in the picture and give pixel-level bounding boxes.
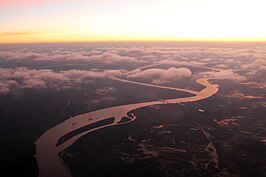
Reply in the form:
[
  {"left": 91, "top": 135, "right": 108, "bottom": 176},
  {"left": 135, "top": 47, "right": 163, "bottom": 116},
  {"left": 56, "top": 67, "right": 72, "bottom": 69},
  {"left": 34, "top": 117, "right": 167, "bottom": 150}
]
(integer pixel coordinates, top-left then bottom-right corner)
[{"left": 35, "top": 67, "right": 222, "bottom": 177}]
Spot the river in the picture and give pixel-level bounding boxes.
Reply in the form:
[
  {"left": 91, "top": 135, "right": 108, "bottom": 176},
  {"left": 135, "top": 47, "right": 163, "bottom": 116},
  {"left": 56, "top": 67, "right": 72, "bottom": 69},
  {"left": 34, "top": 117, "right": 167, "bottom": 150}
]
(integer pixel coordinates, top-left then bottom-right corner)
[{"left": 35, "top": 65, "right": 221, "bottom": 177}]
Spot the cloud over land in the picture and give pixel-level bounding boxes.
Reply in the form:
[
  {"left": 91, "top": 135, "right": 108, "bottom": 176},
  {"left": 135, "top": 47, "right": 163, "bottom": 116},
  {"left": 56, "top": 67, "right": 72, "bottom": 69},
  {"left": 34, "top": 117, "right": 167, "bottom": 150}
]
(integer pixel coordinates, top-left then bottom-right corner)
[{"left": 0, "top": 67, "right": 124, "bottom": 94}]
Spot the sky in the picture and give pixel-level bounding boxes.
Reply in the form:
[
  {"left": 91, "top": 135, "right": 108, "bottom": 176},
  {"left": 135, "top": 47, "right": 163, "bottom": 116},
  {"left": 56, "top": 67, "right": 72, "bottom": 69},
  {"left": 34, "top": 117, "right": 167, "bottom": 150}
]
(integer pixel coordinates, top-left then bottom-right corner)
[{"left": 0, "top": 0, "right": 266, "bottom": 43}]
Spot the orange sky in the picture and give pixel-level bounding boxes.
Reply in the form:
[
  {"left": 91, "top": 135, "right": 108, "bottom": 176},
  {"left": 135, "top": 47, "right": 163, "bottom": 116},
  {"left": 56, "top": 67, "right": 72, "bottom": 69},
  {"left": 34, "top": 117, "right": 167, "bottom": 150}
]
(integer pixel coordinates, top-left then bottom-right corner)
[{"left": 0, "top": 0, "right": 266, "bottom": 43}]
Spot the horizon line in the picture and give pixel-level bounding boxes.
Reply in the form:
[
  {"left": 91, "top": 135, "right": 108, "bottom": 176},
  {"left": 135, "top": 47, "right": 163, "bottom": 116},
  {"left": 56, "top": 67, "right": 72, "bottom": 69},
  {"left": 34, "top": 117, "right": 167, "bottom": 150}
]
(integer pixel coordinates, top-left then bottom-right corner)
[{"left": 1, "top": 40, "right": 266, "bottom": 45}]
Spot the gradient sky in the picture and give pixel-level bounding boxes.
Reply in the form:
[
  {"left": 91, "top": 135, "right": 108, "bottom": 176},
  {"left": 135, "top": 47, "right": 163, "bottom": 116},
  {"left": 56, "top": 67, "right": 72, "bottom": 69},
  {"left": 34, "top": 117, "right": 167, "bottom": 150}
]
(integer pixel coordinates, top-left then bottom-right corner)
[{"left": 0, "top": 0, "right": 266, "bottom": 43}]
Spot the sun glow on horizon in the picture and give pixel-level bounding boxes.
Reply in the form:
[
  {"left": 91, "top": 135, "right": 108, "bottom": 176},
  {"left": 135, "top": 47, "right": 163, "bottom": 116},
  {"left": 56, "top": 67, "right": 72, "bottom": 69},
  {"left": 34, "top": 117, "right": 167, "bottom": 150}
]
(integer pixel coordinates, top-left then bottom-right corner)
[{"left": 0, "top": 0, "right": 266, "bottom": 43}]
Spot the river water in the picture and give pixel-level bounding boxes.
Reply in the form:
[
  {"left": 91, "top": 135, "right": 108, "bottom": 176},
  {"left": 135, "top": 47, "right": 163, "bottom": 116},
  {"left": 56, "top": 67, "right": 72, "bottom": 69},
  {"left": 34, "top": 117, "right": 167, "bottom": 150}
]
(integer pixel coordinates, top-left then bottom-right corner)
[{"left": 35, "top": 66, "right": 220, "bottom": 177}]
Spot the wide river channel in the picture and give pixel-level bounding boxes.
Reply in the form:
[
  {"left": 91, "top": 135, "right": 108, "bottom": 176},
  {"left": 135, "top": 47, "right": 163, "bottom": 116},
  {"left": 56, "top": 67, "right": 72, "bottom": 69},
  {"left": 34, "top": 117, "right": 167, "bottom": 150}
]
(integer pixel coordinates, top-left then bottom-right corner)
[{"left": 35, "top": 65, "right": 222, "bottom": 177}]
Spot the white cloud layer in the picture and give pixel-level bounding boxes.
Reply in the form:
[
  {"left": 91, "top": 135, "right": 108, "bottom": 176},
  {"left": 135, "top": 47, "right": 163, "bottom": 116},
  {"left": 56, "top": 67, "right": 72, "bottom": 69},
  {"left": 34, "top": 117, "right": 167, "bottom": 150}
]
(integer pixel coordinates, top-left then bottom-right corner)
[
  {"left": 198, "top": 70, "right": 246, "bottom": 82},
  {"left": 128, "top": 67, "right": 192, "bottom": 84},
  {"left": 0, "top": 67, "right": 124, "bottom": 94},
  {"left": 0, "top": 50, "right": 138, "bottom": 63}
]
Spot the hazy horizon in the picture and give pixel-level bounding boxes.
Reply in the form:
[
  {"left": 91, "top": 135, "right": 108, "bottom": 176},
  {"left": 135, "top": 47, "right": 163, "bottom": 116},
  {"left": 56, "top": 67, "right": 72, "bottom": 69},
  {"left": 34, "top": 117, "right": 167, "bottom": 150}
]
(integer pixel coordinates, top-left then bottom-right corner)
[{"left": 1, "top": 0, "right": 266, "bottom": 43}]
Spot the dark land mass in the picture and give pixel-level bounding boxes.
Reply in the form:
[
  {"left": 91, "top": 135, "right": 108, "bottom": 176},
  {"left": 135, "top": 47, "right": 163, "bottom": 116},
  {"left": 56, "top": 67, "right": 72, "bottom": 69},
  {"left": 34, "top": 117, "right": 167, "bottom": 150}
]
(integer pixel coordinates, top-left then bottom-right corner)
[
  {"left": 62, "top": 81, "right": 266, "bottom": 177},
  {"left": 0, "top": 77, "right": 191, "bottom": 177}
]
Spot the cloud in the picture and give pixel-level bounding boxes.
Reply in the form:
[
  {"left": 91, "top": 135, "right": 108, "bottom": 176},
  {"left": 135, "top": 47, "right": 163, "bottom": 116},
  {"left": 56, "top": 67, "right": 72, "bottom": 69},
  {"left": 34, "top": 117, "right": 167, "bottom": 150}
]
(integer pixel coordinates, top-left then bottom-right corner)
[
  {"left": 214, "top": 64, "right": 229, "bottom": 69},
  {"left": 3, "top": 45, "right": 265, "bottom": 69},
  {"left": 0, "top": 51, "right": 46, "bottom": 60},
  {"left": 198, "top": 70, "right": 246, "bottom": 82},
  {"left": 0, "top": 67, "right": 124, "bottom": 95},
  {"left": 156, "top": 60, "right": 179, "bottom": 65},
  {"left": 80, "top": 52, "right": 136, "bottom": 64},
  {"left": 242, "top": 59, "right": 266, "bottom": 71},
  {"left": 96, "top": 87, "right": 117, "bottom": 95},
  {"left": 241, "top": 59, "right": 266, "bottom": 77},
  {"left": 128, "top": 67, "right": 192, "bottom": 84},
  {"left": 0, "top": 50, "right": 138, "bottom": 64},
  {"left": 156, "top": 59, "right": 207, "bottom": 67},
  {"left": 225, "top": 90, "right": 262, "bottom": 99},
  {"left": 90, "top": 96, "right": 117, "bottom": 104}
]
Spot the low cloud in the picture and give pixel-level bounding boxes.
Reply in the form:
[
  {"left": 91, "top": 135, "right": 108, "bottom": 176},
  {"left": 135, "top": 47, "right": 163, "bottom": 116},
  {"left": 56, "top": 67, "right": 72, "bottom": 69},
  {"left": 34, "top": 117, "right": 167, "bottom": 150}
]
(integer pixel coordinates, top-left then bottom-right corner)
[
  {"left": 0, "top": 50, "right": 138, "bottom": 64},
  {"left": 215, "top": 64, "right": 229, "bottom": 69},
  {"left": 0, "top": 67, "right": 124, "bottom": 95},
  {"left": 95, "top": 87, "right": 117, "bottom": 95},
  {"left": 90, "top": 96, "right": 117, "bottom": 104},
  {"left": 128, "top": 67, "right": 192, "bottom": 84},
  {"left": 0, "top": 51, "right": 46, "bottom": 61},
  {"left": 225, "top": 90, "right": 262, "bottom": 99},
  {"left": 156, "top": 60, "right": 206, "bottom": 67},
  {"left": 198, "top": 70, "right": 246, "bottom": 82},
  {"left": 242, "top": 59, "right": 266, "bottom": 70},
  {"left": 36, "top": 52, "right": 137, "bottom": 63},
  {"left": 239, "top": 59, "right": 266, "bottom": 78}
]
